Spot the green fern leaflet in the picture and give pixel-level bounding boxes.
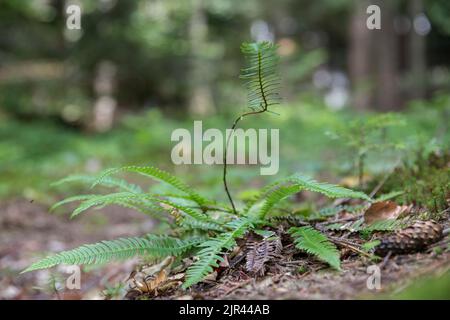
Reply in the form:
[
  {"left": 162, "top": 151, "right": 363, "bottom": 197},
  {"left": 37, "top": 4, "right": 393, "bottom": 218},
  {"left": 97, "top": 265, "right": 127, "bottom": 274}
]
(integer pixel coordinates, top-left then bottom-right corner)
[
  {"left": 240, "top": 41, "right": 281, "bottom": 111},
  {"left": 289, "top": 226, "right": 341, "bottom": 270},
  {"left": 183, "top": 218, "right": 252, "bottom": 288},
  {"left": 22, "top": 235, "right": 200, "bottom": 273}
]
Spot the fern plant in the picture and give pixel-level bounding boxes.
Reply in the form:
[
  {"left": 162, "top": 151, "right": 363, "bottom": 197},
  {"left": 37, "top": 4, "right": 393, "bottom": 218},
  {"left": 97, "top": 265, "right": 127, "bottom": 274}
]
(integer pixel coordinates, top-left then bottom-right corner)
[
  {"left": 23, "top": 41, "right": 371, "bottom": 290},
  {"left": 24, "top": 164, "right": 369, "bottom": 285},
  {"left": 289, "top": 226, "right": 341, "bottom": 270}
]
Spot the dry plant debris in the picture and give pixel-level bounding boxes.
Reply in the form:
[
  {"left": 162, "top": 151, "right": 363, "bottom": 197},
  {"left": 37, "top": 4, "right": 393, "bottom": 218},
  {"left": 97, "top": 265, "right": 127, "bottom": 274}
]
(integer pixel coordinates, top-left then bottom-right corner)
[
  {"left": 245, "top": 237, "right": 283, "bottom": 275},
  {"left": 364, "top": 200, "right": 412, "bottom": 224}
]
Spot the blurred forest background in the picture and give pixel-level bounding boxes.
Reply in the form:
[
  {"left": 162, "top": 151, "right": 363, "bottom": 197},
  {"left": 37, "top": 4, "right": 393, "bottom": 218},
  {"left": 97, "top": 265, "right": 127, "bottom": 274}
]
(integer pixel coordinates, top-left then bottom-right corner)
[
  {"left": 0, "top": 0, "right": 449, "bottom": 202},
  {"left": 1, "top": 0, "right": 450, "bottom": 300}
]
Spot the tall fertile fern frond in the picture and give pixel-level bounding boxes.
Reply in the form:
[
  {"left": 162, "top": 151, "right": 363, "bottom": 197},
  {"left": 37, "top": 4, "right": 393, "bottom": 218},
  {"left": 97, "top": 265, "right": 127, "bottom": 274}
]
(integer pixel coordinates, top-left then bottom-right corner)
[
  {"left": 182, "top": 218, "right": 252, "bottom": 288},
  {"left": 240, "top": 42, "right": 281, "bottom": 111},
  {"left": 92, "top": 166, "right": 210, "bottom": 206},
  {"left": 22, "top": 235, "right": 201, "bottom": 273},
  {"left": 289, "top": 226, "right": 341, "bottom": 270}
]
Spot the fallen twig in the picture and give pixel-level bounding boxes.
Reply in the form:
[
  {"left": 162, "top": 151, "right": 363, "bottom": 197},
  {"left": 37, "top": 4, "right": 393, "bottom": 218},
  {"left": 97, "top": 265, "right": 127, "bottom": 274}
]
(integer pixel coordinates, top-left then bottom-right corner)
[
  {"left": 379, "top": 251, "right": 392, "bottom": 270},
  {"left": 329, "top": 236, "right": 373, "bottom": 259}
]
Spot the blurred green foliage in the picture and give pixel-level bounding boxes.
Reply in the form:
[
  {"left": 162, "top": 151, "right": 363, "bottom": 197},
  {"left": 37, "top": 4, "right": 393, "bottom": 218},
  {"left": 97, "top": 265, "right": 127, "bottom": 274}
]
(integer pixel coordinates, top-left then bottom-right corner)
[
  {"left": 1, "top": 0, "right": 449, "bottom": 118},
  {"left": 387, "top": 270, "right": 450, "bottom": 299},
  {"left": 0, "top": 0, "right": 449, "bottom": 204},
  {"left": 1, "top": 94, "right": 448, "bottom": 204}
]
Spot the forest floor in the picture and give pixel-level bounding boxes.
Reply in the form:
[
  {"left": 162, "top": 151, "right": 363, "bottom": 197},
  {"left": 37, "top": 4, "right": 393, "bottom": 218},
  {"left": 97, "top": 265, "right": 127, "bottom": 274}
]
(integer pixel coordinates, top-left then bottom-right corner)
[{"left": 1, "top": 199, "right": 449, "bottom": 300}]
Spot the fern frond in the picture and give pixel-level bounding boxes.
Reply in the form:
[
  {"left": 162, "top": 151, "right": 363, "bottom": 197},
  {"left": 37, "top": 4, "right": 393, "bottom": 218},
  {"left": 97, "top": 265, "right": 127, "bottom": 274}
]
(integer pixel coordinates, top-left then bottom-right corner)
[
  {"left": 53, "top": 192, "right": 171, "bottom": 223},
  {"left": 327, "top": 218, "right": 403, "bottom": 234},
  {"left": 246, "top": 174, "right": 370, "bottom": 216},
  {"left": 22, "top": 235, "right": 200, "bottom": 273},
  {"left": 240, "top": 42, "right": 280, "bottom": 111},
  {"left": 243, "top": 177, "right": 291, "bottom": 211},
  {"left": 53, "top": 174, "right": 142, "bottom": 193},
  {"left": 111, "top": 199, "right": 173, "bottom": 223},
  {"left": 289, "top": 226, "right": 341, "bottom": 270},
  {"left": 179, "top": 218, "right": 226, "bottom": 233},
  {"left": 258, "top": 185, "right": 303, "bottom": 219},
  {"left": 50, "top": 194, "right": 97, "bottom": 212},
  {"left": 156, "top": 198, "right": 224, "bottom": 230},
  {"left": 287, "top": 174, "right": 371, "bottom": 201},
  {"left": 69, "top": 192, "right": 223, "bottom": 230},
  {"left": 323, "top": 223, "right": 345, "bottom": 231},
  {"left": 70, "top": 192, "right": 143, "bottom": 218},
  {"left": 92, "top": 166, "right": 210, "bottom": 206},
  {"left": 361, "top": 219, "right": 403, "bottom": 233},
  {"left": 183, "top": 218, "right": 252, "bottom": 288},
  {"left": 249, "top": 174, "right": 370, "bottom": 219},
  {"left": 317, "top": 204, "right": 368, "bottom": 217}
]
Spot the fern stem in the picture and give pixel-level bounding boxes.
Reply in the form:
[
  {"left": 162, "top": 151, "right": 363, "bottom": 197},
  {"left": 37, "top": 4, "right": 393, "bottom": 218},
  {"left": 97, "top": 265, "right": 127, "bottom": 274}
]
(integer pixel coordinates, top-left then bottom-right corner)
[
  {"left": 223, "top": 110, "right": 267, "bottom": 215},
  {"left": 223, "top": 46, "right": 269, "bottom": 215},
  {"left": 257, "top": 50, "right": 268, "bottom": 111}
]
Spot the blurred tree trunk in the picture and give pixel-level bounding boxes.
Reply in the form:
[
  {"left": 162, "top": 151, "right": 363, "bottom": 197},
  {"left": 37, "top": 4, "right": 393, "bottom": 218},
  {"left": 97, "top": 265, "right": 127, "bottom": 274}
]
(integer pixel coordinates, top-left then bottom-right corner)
[
  {"left": 52, "top": 0, "right": 66, "bottom": 53},
  {"left": 408, "top": 0, "right": 427, "bottom": 100},
  {"left": 348, "top": 0, "right": 372, "bottom": 111},
  {"left": 188, "top": 0, "right": 215, "bottom": 116},
  {"left": 375, "top": 0, "right": 399, "bottom": 111},
  {"left": 91, "top": 61, "right": 117, "bottom": 132}
]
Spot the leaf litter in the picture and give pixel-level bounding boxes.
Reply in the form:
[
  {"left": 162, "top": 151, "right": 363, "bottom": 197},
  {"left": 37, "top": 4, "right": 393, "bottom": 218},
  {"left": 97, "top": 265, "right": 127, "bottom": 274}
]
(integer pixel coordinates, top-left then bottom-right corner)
[{"left": 1, "top": 188, "right": 448, "bottom": 300}]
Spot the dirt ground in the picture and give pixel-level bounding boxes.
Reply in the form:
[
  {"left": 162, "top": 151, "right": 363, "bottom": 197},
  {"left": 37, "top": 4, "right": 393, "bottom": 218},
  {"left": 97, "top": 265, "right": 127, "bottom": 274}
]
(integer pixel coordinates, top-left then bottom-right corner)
[
  {"left": 0, "top": 199, "right": 152, "bottom": 299},
  {"left": 1, "top": 199, "right": 448, "bottom": 300}
]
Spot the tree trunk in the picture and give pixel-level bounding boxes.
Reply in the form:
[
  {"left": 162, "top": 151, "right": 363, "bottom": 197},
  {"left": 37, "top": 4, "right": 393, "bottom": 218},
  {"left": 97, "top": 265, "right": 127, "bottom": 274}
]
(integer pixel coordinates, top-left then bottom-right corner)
[
  {"left": 348, "top": 0, "right": 372, "bottom": 111},
  {"left": 91, "top": 61, "right": 117, "bottom": 132},
  {"left": 375, "top": 0, "right": 399, "bottom": 111},
  {"left": 408, "top": 0, "right": 427, "bottom": 100},
  {"left": 188, "top": 0, "right": 215, "bottom": 116}
]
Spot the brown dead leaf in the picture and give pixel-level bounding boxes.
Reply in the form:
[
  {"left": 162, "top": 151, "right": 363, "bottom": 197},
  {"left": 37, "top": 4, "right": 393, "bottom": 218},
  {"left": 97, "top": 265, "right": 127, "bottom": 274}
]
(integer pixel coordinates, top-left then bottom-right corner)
[
  {"left": 127, "top": 256, "right": 176, "bottom": 297},
  {"left": 202, "top": 271, "right": 218, "bottom": 283},
  {"left": 219, "top": 255, "right": 230, "bottom": 268},
  {"left": 364, "top": 200, "right": 412, "bottom": 224},
  {"left": 132, "top": 269, "right": 168, "bottom": 294}
]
